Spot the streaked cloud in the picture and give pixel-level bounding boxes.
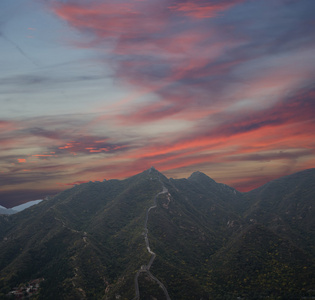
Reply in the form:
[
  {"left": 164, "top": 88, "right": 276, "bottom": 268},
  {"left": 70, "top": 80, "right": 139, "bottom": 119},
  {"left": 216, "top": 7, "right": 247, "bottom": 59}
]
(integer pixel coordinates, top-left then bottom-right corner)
[
  {"left": 169, "top": 0, "right": 244, "bottom": 19},
  {"left": 1, "top": 0, "right": 314, "bottom": 206}
]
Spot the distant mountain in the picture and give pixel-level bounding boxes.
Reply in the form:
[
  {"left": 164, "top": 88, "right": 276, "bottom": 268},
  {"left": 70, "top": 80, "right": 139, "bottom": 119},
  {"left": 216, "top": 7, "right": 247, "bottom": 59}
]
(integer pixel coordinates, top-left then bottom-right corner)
[
  {"left": 0, "top": 205, "right": 16, "bottom": 215},
  {"left": 0, "top": 168, "right": 314, "bottom": 299},
  {"left": 11, "top": 200, "right": 43, "bottom": 212},
  {"left": 0, "top": 200, "right": 42, "bottom": 215}
]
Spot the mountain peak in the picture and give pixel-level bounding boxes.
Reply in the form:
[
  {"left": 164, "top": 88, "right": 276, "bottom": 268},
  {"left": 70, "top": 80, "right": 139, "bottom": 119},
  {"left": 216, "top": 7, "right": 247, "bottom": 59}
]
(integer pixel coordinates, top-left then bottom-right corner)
[
  {"left": 148, "top": 166, "right": 158, "bottom": 173},
  {"left": 190, "top": 170, "right": 206, "bottom": 176},
  {"left": 145, "top": 166, "right": 165, "bottom": 176},
  {"left": 188, "top": 171, "right": 216, "bottom": 184},
  {"left": 126, "top": 167, "right": 167, "bottom": 183},
  {"left": 146, "top": 167, "right": 169, "bottom": 181}
]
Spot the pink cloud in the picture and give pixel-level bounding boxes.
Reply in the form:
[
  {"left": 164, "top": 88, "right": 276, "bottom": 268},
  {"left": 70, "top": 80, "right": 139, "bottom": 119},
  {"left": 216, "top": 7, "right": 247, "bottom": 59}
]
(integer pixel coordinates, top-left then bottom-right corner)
[
  {"left": 169, "top": 0, "right": 244, "bottom": 19},
  {"left": 112, "top": 88, "right": 315, "bottom": 172},
  {"left": 64, "top": 180, "right": 89, "bottom": 186},
  {"left": 56, "top": 137, "right": 130, "bottom": 155},
  {"left": 53, "top": 1, "right": 166, "bottom": 40},
  {"left": 50, "top": 0, "right": 248, "bottom": 127},
  {"left": 0, "top": 120, "right": 17, "bottom": 132},
  {"left": 2, "top": 0, "right": 311, "bottom": 202}
]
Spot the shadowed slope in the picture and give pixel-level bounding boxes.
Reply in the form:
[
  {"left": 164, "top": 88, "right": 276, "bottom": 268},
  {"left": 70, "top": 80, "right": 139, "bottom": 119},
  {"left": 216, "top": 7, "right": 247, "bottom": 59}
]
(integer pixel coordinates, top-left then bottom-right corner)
[{"left": 0, "top": 168, "right": 314, "bottom": 299}]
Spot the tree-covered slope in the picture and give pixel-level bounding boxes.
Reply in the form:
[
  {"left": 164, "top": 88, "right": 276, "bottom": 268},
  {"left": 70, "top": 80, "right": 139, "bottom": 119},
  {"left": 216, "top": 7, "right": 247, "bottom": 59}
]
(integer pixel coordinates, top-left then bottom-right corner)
[
  {"left": 208, "top": 224, "right": 314, "bottom": 299},
  {"left": 0, "top": 169, "right": 162, "bottom": 299},
  {"left": 0, "top": 168, "right": 314, "bottom": 299},
  {"left": 244, "top": 168, "right": 315, "bottom": 256}
]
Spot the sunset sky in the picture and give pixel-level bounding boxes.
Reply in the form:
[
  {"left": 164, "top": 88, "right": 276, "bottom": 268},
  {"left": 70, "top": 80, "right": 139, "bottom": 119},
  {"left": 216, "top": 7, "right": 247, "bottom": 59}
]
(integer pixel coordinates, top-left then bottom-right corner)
[{"left": 1, "top": 0, "right": 315, "bottom": 207}]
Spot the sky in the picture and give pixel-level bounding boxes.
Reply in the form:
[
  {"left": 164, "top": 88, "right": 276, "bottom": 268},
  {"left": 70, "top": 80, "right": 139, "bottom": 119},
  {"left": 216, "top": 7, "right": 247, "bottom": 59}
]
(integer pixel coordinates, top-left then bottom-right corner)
[{"left": 1, "top": 0, "right": 315, "bottom": 207}]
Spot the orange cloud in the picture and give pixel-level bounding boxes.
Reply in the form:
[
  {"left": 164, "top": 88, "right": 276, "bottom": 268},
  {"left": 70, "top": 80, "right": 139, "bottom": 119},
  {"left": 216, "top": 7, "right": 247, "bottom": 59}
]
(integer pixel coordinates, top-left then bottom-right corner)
[{"left": 32, "top": 154, "right": 56, "bottom": 157}]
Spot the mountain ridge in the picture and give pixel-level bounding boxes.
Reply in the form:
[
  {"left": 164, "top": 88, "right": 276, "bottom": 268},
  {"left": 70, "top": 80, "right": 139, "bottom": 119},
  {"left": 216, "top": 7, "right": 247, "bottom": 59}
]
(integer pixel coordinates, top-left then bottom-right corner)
[
  {"left": 1, "top": 167, "right": 313, "bottom": 210},
  {"left": 0, "top": 168, "right": 314, "bottom": 299}
]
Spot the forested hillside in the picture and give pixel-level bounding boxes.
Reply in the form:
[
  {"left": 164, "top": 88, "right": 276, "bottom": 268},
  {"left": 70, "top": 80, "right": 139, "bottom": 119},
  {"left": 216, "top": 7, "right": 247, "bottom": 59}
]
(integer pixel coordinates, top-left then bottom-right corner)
[{"left": 0, "top": 168, "right": 314, "bottom": 299}]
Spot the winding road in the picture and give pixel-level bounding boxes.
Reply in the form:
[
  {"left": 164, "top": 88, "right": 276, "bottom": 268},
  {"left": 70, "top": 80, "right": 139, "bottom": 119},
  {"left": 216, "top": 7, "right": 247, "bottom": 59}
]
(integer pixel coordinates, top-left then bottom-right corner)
[{"left": 133, "top": 184, "right": 171, "bottom": 300}]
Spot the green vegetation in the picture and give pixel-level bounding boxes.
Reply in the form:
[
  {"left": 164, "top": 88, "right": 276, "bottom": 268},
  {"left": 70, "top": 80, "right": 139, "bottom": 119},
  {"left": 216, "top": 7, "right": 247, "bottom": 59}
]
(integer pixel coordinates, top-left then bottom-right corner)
[{"left": 0, "top": 168, "right": 314, "bottom": 299}]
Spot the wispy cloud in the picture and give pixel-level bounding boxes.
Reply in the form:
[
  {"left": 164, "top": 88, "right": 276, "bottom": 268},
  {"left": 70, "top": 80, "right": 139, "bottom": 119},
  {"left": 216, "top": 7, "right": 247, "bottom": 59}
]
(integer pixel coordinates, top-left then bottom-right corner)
[
  {"left": 169, "top": 0, "right": 244, "bottom": 19},
  {"left": 0, "top": 32, "right": 39, "bottom": 66},
  {"left": 1, "top": 0, "right": 314, "bottom": 205}
]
